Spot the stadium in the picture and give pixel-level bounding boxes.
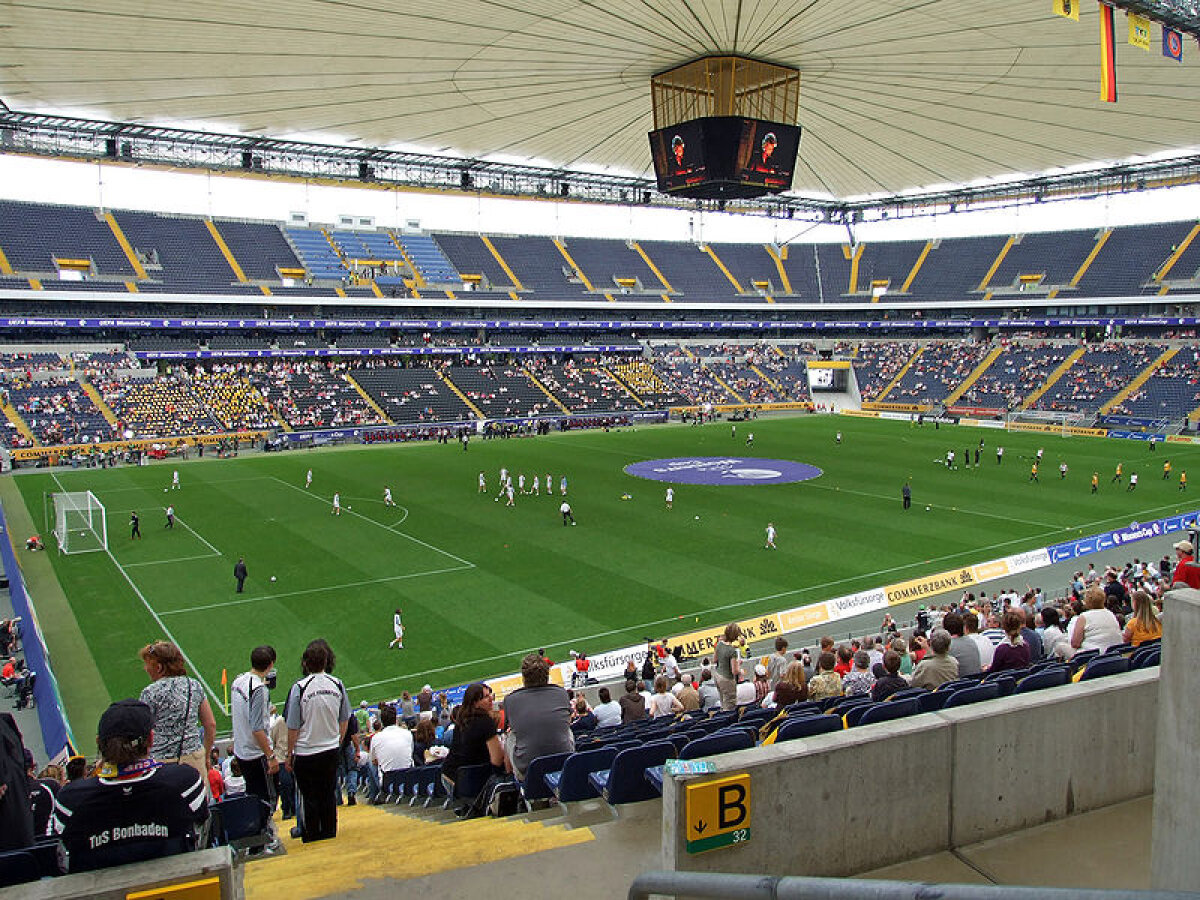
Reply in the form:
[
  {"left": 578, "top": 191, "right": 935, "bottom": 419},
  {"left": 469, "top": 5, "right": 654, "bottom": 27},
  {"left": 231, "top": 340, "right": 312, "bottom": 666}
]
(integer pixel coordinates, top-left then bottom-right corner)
[{"left": 0, "top": 1, "right": 1199, "bottom": 897}]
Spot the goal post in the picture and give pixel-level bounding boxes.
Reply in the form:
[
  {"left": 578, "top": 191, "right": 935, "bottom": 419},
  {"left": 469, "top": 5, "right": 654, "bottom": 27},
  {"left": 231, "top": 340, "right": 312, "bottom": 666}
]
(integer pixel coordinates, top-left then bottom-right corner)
[{"left": 51, "top": 491, "right": 108, "bottom": 555}]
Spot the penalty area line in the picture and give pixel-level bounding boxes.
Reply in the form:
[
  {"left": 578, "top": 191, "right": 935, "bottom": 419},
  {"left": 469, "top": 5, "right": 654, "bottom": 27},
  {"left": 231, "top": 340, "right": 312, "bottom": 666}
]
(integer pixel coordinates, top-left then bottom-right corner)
[{"left": 158, "top": 564, "right": 475, "bottom": 616}]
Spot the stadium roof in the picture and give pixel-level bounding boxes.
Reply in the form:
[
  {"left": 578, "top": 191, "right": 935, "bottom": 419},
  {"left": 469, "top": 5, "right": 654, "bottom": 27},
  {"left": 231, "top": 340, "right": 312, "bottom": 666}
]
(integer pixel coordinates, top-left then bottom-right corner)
[{"left": 1, "top": 0, "right": 1199, "bottom": 201}]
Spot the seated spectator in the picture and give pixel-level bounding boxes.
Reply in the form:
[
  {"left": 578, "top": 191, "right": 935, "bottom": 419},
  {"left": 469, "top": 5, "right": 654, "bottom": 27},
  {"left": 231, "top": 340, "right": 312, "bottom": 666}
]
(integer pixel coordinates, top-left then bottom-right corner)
[
  {"left": 696, "top": 669, "right": 720, "bottom": 712},
  {"left": 991, "top": 611, "right": 1031, "bottom": 673},
  {"left": 1018, "top": 608, "right": 1045, "bottom": 663},
  {"left": 944, "top": 612, "right": 982, "bottom": 676},
  {"left": 734, "top": 673, "right": 756, "bottom": 708},
  {"left": 440, "top": 683, "right": 505, "bottom": 800},
  {"left": 503, "top": 654, "right": 574, "bottom": 783},
  {"left": 1070, "top": 586, "right": 1124, "bottom": 655},
  {"left": 891, "top": 638, "right": 913, "bottom": 675},
  {"left": 675, "top": 673, "right": 701, "bottom": 712},
  {"left": 842, "top": 651, "right": 876, "bottom": 697},
  {"left": 1123, "top": 589, "right": 1163, "bottom": 647},
  {"left": 870, "top": 651, "right": 909, "bottom": 702},
  {"left": 833, "top": 645, "right": 854, "bottom": 676},
  {"left": 370, "top": 703, "right": 414, "bottom": 802},
  {"left": 570, "top": 697, "right": 597, "bottom": 733},
  {"left": 410, "top": 717, "right": 438, "bottom": 766},
  {"left": 769, "top": 661, "right": 808, "bottom": 707},
  {"left": 224, "top": 758, "right": 246, "bottom": 797},
  {"left": 592, "top": 687, "right": 622, "bottom": 728},
  {"left": 1039, "top": 606, "right": 1069, "bottom": 659},
  {"left": 807, "top": 651, "right": 843, "bottom": 701},
  {"left": 1169, "top": 540, "right": 1200, "bottom": 590},
  {"left": 909, "top": 630, "right": 959, "bottom": 689},
  {"left": 26, "top": 749, "right": 56, "bottom": 838},
  {"left": 963, "top": 612, "right": 994, "bottom": 669},
  {"left": 648, "top": 675, "right": 684, "bottom": 719},
  {"left": 619, "top": 679, "right": 647, "bottom": 723},
  {"left": 752, "top": 664, "right": 770, "bottom": 704},
  {"left": 52, "top": 700, "right": 208, "bottom": 873}
]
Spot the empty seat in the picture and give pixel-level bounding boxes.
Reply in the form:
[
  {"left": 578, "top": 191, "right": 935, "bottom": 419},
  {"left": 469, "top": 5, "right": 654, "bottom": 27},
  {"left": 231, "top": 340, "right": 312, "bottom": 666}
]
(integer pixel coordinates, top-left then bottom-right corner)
[
  {"left": 774, "top": 715, "right": 842, "bottom": 743},
  {"left": 857, "top": 698, "right": 919, "bottom": 726},
  {"left": 590, "top": 740, "right": 676, "bottom": 805},
  {"left": 941, "top": 682, "right": 1001, "bottom": 709}
]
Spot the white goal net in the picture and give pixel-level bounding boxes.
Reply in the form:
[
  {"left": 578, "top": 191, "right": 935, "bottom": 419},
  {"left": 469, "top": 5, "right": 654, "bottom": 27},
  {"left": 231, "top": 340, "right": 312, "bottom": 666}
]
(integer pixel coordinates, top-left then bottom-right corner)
[{"left": 52, "top": 491, "right": 108, "bottom": 554}]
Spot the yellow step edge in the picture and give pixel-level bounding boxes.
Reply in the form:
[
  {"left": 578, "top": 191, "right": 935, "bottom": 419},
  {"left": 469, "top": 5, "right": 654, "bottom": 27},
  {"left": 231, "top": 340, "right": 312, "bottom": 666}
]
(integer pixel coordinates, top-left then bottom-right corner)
[
  {"left": 702, "top": 245, "right": 743, "bottom": 293},
  {"left": 1070, "top": 229, "right": 1112, "bottom": 287},
  {"left": 388, "top": 234, "right": 427, "bottom": 289},
  {"left": 601, "top": 365, "right": 648, "bottom": 408},
  {"left": 553, "top": 239, "right": 595, "bottom": 291},
  {"left": 125, "top": 281, "right": 139, "bottom": 293},
  {"left": 334, "top": 287, "right": 347, "bottom": 298},
  {"left": 846, "top": 243, "right": 865, "bottom": 295},
  {"left": 1, "top": 402, "right": 38, "bottom": 445},
  {"left": 524, "top": 364, "right": 571, "bottom": 414},
  {"left": 630, "top": 241, "right": 674, "bottom": 293},
  {"left": 260, "top": 285, "right": 272, "bottom": 296},
  {"left": 204, "top": 220, "right": 248, "bottom": 283},
  {"left": 439, "top": 371, "right": 484, "bottom": 419},
  {"left": 370, "top": 282, "right": 384, "bottom": 298},
  {"left": 80, "top": 380, "right": 120, "bottom": 427},
  {"left": 28, "top": 278, "right": 42, "bottom": 290},
  {"left": 480, "top": 235, "right": 524, "bottom": 291},
  {"left": 875, "top": 345, "right": 925, "bottom": 402},
  {"left": 709, "top": 368, "right": 745, "bottom": 404},
  {"left": 900, "top": 241, "right": 934, "bottom": 293},
  {"left": 345, "top": 372, "right": 392, "bottom": 423},
  {"left": 1099, "top": 347, "right": 1179, "bottom": 415},
  {"left": 103, "top": 212, "right": 148, "bottom": 279},
  {"left": 1021, "top": 346, "right": 1086, "bottom": 410},
  {"left": 766, "top": 245, "right": 793, "bottom": 294},
  {"left": 1153, "top": 222, "right": 1200, "bottom": 282},
  {"left": 944, "top": 345, "right": 1005, "bottom": 406},
  {"left": 978, "top": 236, "right": 1015, "bottom": 290},
  {"left": 0, "top": 243, "right": 14, "bottom": 275},
  {"left": 750, "top": 364, "right": 786, "bottom": 396}
]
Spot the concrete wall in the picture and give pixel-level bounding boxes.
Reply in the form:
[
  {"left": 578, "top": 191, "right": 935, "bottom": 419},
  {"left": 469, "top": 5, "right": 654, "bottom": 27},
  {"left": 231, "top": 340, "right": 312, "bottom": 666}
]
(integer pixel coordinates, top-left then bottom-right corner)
[
  {"left": 16, "top": 847, "right": 239, "bottom": 900},
  {"left": 663, "top": 668, "right": 1159, "bottom": 877},
  {"left": 1152, "top": 586, "right": 1198, "bottom": 890}
]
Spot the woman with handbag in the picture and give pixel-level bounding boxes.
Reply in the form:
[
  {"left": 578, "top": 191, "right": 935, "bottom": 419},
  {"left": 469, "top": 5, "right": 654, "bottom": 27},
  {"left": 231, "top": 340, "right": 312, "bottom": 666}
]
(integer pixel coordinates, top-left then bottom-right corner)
[{"left": 138, "top": 640, "right": 216, "bottom": 791}]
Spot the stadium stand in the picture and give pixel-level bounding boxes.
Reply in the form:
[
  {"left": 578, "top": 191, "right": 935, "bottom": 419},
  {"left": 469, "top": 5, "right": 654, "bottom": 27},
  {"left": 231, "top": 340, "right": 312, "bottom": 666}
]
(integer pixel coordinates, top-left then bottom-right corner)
[
  {"left": 851, "top": 341, "right": 919, "bottom": 401},
  {"left": 100, "top": 375, "right": 226, "bottom": 437},
  {"left": 350, "top": 364, "right": 477, "bottom": 424},
  {"left": 444, "top": 365, "right": 553, "bottom": 418},
  {"left": 1108, "top": 346, "right": 1200, "bottom": 421},
  {"left": 884, "top": 341, "right": 991, "bottom": 406},
  {"left": 1032, "top": 342, "right": 1158, "bottom": 414},
  {"left": 247, "top": 361, "right": 387, "bottom": 429},
  {"left": 525, "top": 359, "right": 641, "bottom": 412},
  {"left": 954, "top": 341, "right": 1075, "bottom": 411}
]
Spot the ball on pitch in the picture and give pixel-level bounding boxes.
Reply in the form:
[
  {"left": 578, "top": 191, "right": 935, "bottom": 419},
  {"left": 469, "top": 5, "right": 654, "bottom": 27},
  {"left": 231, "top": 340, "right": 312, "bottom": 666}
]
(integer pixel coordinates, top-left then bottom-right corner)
[
  {"left": 925, "top": 505, "right": 931, "bottom": 511},
  {"left": 694, "top": 515, "right": 700, "bottom": 520},
  {"left": 270, "top": 575, "right": 277, "bottom": 582},
  {"left": 163, "top": 488, "right": 168, "bottom": 492}
]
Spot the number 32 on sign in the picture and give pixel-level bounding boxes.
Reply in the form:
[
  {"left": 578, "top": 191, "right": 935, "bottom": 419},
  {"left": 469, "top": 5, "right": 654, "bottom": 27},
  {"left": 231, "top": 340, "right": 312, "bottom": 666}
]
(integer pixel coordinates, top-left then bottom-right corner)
[{"left": 685, "top": 773, "right": 750, "bottom": 854}]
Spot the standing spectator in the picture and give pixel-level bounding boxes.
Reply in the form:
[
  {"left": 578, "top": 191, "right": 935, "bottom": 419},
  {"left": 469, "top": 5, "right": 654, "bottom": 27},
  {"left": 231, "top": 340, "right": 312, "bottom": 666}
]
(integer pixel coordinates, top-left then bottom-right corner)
[
  {"left": 909, "top": 630, "right": 960, "bottom": 690},
  {"left": 502, "top": 654, "right": 574, "bottom": 781},
  {"left": 51, "top": 700, "right": 208, "bottom": 873},
  {"left": 714, "top": 623, "right": 744, "bottom": 711},
  {"left": 369, "top": 704, "right": 413, "bottom": 803},
  {"left": 230, "top": 645, "right": 278, "bottom": 810},
  {"left": 138, "top": 641, "right": 215, "bottom": 790},
  {"left": 268, "top": 704, "right": 294, "bottom": 819},
  {"left": 765, "top": 638, "right": 790, "bottom": 690},
  {"left": 752, "top": 664, "right": 770, "bottom": 703},
  {"left": 284, "top": 639, "right": 351, "bottom": 843}
]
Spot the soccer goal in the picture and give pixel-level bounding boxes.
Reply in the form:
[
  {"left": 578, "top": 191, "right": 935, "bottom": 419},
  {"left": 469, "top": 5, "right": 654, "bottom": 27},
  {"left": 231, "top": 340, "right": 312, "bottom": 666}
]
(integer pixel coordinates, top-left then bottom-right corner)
[{"left": 51, "top": 491, "right": 108, "bottom": 554}]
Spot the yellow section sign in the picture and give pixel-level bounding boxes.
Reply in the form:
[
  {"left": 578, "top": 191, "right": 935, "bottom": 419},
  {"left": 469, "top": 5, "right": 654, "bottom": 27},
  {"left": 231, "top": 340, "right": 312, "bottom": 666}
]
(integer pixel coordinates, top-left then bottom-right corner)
[
  {"left": 686, "top": 774, "right": 751, "bottom": 854},
  {"left": 127, "top": 877, "right": 222, "bottom": 900}
]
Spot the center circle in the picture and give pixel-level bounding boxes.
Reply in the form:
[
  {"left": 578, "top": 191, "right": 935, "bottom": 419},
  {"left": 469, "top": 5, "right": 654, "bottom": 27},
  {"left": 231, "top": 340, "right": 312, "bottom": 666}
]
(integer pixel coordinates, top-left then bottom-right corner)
[{"left": 624, "top": 457, "right": 823, "bottom": 486}]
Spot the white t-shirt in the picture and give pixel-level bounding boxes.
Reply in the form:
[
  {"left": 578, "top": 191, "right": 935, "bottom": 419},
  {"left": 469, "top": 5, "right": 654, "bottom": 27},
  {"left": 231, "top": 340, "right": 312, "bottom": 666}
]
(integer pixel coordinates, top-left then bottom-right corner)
[
  {"left": 285, "top": 672, "right": 351, "bottom": 755},
  {"left": 560, "top": 502, "right": 571, "bottom": 514},
  {"left": 370, "top": 725, "right": 414, "bottom": 772},
  {"left": 593, "top": 700, "right": 622, "bottom": 729},
  {"left": 665, "top": 488, "right": 674, "bottom": 502}
]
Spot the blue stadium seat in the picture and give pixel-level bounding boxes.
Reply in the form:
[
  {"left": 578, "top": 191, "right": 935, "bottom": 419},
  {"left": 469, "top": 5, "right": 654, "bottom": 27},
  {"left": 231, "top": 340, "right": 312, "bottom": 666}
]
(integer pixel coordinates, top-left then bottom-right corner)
[
  {"left": 543, "top": 746, "right": 620, "bottom": 805},
  {"left": 0, "top": 850, "right": 39, "bottom": 888},
  {"left": 1131, "top": 645, "right": 1161, "bottom": 669},
  {"left": 213, "top": 794, "right": 273, "bottom": 859},
  {"left": 1013, "top": 667, "right": 1069, "bottom": 694},
  {"left": 590, "top": 740, "right": 675, "bottom": 805},
  {"left": 857, "top": 698, "right": 919, "bottom": 726},
  {"left": 917, "top": 690, "right": 953, "bottom": 713},
  {"left": 445, "top": 762, "right": 493, "bottom": 811},
  {"left": 941, "top": 682, "right": 1001, "bottom": 709},
  {"left": 774, "top": 714, "right": 842, "bottom": 743},
  {"left": 886, "top": 687, "right": 929, "bottom": 703},
  {"left": 1078, "top": 654, "right": 1132, "bottom": 681},
  {"left": 680, "top": 728, "right": 756, "bottom": 760},
  {"left": 519, "top": 751, "right": 574, "bottom": 807}
]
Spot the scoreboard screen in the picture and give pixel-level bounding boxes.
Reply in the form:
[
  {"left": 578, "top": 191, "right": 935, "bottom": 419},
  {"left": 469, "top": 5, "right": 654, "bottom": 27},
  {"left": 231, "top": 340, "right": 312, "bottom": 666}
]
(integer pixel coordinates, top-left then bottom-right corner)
[{"left": 649, "top": 117, "right": 800, "bottom": 200}]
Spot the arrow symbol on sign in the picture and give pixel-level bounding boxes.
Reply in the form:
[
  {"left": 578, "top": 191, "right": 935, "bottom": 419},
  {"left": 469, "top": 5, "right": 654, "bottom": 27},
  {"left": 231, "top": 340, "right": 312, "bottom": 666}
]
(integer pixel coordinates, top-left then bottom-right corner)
[{"left": 694, "top": 819, "right": 707, "bottom": 835}]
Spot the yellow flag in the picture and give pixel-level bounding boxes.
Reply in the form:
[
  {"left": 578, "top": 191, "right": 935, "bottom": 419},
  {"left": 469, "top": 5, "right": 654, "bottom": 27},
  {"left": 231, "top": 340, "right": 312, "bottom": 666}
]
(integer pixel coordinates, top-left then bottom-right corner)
[
  {"left": 1128, "top": 12, "right": 1151, "bottom": 49},
  {"left": 1053, "top": 0, "right": 1079, "bottom": 21}
]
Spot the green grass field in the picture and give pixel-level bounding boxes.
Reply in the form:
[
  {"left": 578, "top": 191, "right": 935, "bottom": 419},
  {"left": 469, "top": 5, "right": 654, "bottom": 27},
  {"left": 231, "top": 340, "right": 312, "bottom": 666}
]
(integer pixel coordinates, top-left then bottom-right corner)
[{"left": 11, "top": 415, "right": 1199, "bottom": 731}]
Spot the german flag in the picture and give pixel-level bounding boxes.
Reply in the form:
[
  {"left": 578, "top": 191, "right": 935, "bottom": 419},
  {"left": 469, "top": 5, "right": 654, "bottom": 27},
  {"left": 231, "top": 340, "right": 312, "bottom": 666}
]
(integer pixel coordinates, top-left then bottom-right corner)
[{"left": 1099, "top": 2, "right": 1118, "bottom": 102}]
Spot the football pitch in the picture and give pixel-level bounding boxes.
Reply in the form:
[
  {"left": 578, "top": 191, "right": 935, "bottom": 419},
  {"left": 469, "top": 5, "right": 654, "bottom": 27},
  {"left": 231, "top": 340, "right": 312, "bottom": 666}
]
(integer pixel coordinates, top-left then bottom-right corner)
[{"left": 10, "top": 415, "right": 1197, "bottom": 732}]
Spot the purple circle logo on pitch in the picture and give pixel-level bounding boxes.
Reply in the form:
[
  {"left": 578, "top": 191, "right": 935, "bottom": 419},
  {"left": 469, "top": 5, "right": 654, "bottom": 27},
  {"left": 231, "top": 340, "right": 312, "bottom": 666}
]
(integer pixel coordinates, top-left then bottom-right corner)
[{"left": 624, "top": 457, "right": 822, "bottom": 486}]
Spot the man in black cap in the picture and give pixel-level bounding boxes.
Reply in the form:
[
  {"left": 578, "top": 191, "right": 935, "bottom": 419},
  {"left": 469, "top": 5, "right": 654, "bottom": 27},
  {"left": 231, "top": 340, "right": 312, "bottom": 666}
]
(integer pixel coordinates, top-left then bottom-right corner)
[{"left": 51, "top": 699, "right": 208, "bottom": 873}]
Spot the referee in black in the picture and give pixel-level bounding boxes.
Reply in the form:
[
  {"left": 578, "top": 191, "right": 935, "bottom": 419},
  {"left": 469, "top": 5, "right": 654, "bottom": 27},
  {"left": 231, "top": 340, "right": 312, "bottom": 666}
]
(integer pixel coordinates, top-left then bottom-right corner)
[{"left": 130, "top": 511, "right": 141, "bottom": 540}]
